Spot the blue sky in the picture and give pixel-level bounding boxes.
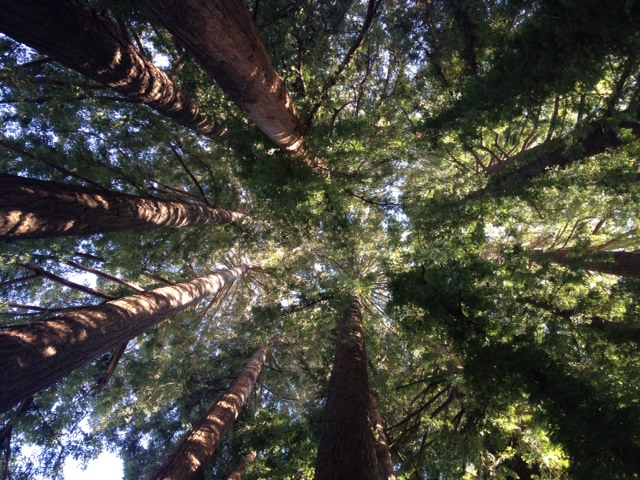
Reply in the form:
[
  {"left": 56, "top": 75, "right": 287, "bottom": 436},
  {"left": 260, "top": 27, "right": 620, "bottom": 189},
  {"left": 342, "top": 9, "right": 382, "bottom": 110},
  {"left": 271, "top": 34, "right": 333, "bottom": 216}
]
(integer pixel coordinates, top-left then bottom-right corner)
[{"left": 63, "top": 451, "right": 123, "bottom": 480}]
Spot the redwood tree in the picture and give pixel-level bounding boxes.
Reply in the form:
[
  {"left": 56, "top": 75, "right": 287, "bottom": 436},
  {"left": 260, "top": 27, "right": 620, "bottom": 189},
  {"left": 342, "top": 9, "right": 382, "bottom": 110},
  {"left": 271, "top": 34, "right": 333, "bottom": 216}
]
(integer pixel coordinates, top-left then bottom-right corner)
[
  {"left": 2, "top": 1, "right": 640, "bottom": 478},
  {"left": 466, "top": 118, "right": 640, "bottom": 199},
  {"left": 0, "top": 0, "right": 217, "bottom": 136},
  {"left": 140, "top": 0, "right": 307, "bottom": 155},
  {"left": 0, "top": 266, "right": 247, "bottom": 413},
  {"left": 314, "top": 296, "right": 381, "bottom": 480},
  {"left": 152, "top": 348, "right": 267, "bottom": 480},
  {"left": 0, "top": 174, "right": 244, "bottom": 240},
  {"left": 370, "top": 392, "right": 396, "bottom": 480},
  {"left": 530, "top": 249, "right": 640, "bottom": 280}
]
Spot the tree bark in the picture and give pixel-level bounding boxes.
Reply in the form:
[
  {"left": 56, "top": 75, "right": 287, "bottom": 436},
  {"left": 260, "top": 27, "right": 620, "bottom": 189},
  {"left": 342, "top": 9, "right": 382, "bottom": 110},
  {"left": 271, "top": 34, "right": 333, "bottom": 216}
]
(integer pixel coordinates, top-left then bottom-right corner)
[
  {"left": 369, "top": 392, "right": 396, "bottom": 480},
  {"left": 472, "top": 119, "right": 640, "bottom": 197},
  {"left": 152, "top": 348, "right": 267, "bottom": 480},
  {"left": 314, "top": 296, "right": 381, "bottom": 480},
  {"left": 0, "top": 266, "right": 247, "bottom": 413},
  {"left": 531, "top": 249, "right": 640, "bottom": 280},
  {"left": 583, "top": 251, "right": 640, "bottom": 280},
  {"left": 0, "top": 174, "right": 244, "bottom": 240},
  {"left": 0, "top": 0, "right": 217, "bottom": 136},
  {"left": 226, "top": 451, "right": 257, "bottom": 480},
  {"left": 140, "top": 0, "right": 306, "bottom": 155}
]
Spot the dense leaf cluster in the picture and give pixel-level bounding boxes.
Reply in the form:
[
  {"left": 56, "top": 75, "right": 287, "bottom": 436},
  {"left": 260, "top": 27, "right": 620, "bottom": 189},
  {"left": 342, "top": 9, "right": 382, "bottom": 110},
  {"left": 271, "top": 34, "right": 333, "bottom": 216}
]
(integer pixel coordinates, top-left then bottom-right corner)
[{"left": 1, "top": 0, "right": 640, "bottom": 478}]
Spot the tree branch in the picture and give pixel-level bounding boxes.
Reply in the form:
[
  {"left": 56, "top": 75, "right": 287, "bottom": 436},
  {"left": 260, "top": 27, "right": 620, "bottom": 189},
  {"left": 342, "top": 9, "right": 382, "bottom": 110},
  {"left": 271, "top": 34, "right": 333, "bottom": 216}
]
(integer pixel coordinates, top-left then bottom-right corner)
[
  {"left": 19, "top": 263, "right": 116, "bottom": 300},
  {"left": 305, "top": 0, "right": 384, "bottom": 127}
]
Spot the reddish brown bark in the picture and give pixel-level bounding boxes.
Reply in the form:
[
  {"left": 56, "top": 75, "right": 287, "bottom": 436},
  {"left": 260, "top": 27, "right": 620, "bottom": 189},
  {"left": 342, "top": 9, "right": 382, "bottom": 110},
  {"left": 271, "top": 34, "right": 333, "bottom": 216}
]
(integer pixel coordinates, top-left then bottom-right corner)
[
  {"left": 0, "top": 266, "right": 247, "bottom": 413},
  {"left": 140, "top": 0, "right": 306, "bottom": 154},
  {"left": 0, "top": 0, "right": 217, "bottom": 136},
  {"left": 583, "top": 251, "right": 640, "bottom": 280},
  {"left": 227, "top": 450, "right": 258, "bottom": 480},
  {"left": 314, "top": 296, "right": 381, "bottom": 480},
  {"left": 0, "top": 174, "right": 244, "bottom": 240},
  {"left": 369, "top": 393, "right": 396, "bottom": 480},
  {"left": 151, "top": 348, "right": 267, "bottom": 480}
]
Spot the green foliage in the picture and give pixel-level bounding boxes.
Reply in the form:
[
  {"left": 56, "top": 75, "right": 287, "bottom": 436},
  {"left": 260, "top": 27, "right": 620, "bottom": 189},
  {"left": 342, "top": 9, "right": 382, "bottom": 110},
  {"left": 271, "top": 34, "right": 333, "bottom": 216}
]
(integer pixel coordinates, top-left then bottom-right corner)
[{"left": 2, "top": 0, "right": 640, "bottom": 478}]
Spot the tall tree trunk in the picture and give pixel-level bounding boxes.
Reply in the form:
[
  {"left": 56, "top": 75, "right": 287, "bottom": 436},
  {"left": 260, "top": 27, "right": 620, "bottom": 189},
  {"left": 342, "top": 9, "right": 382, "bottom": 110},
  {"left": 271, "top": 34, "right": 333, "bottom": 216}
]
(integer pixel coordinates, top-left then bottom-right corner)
[
  {"left": 582, "top": 251, "right": 640, "bottom": 280},
  {"left": 0, "top": 174, "right": 244, "bottom": 240},
  {"left": 0, "top": 266, "right": 247, "bottom": 413},
  {"left": 152, "top": 348, "right": 267, "bottom": 480},
  {"left": 530, "top": 249, "right": 640, "bottom": 280},
  {"left": 369, "top": 392, "right": 396, "bottom": 480},
  {"left": 227, "top": 451, "right": 258, "bottom": 480},
  {"left": 0, "top": 0, "right": 217, "bottom": 136},
  {"left": 471, "top": 118, "right": 640, "bottom": 197},
  {"left": 140, "top": 0, "right": 306, "bottom": 155},
  {"left": 314, "top": 296, "right": 381, "bottom": 480}
]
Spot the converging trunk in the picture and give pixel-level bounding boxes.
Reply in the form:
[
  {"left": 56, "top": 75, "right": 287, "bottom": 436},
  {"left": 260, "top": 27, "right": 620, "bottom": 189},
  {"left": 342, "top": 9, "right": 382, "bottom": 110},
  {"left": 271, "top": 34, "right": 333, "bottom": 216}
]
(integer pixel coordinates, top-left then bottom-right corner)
[
  {"left": 0, "top": 174, "right": 244, "bottom": 240},
  {"left": 0, "top": 0, "right": 217, "bottom": 135},
  {"left": 582, "top": 251, "right": 640, "bottom": 280},
  {"left": 530, "top": 249, "right": 640, "bottom": 280},
  {"left": 472, "top": 118, "right": 640, "bottom": 197},
  {"left": 141, "top": 0, "right": 307, "bottom": 155},
  {"left": 314, "top": 296, "right": 381, "bottom": 480},
  {"left": 0, "top": 266, "right": 247, "bottom": 413},
  {"left": 152, "top": 349, "right": 267, "bottom": 480}
]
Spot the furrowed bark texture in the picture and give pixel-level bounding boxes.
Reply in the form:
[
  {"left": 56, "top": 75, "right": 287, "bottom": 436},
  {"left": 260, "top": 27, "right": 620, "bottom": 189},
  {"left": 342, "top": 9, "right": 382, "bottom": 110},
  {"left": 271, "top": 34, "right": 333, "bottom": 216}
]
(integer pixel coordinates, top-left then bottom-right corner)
[
  {"left": 0, "top": 267, "right": 246, "bottom": 413},
  {"left": 314, "top": 296, "right": 381, "bottom": 480},
  {"left": 141, "top": 0, "right": 306, "bottom": 154},
  {"left": 152, "top": 348, "right": 267, "bottom": 480},
  {"left": 0, "top": 0, "right": 217, "bottom": 135},
  {"left": 0, "top": 174, "right": 244, "bottom": 240}
]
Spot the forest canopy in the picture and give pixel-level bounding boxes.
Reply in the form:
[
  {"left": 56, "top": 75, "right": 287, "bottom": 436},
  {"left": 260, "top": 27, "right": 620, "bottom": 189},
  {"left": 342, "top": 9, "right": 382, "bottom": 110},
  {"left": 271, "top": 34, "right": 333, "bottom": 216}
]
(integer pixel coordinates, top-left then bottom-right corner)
[{"left": 1, "top": 0, "right": 640, "bottom": 478}]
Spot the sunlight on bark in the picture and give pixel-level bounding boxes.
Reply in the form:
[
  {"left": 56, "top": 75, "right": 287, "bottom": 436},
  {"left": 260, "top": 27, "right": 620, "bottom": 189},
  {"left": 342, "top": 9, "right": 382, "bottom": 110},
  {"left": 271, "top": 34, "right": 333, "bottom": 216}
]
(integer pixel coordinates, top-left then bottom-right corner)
[{"left": 0, "top": 267, "right": 245, "bottom": 413}]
